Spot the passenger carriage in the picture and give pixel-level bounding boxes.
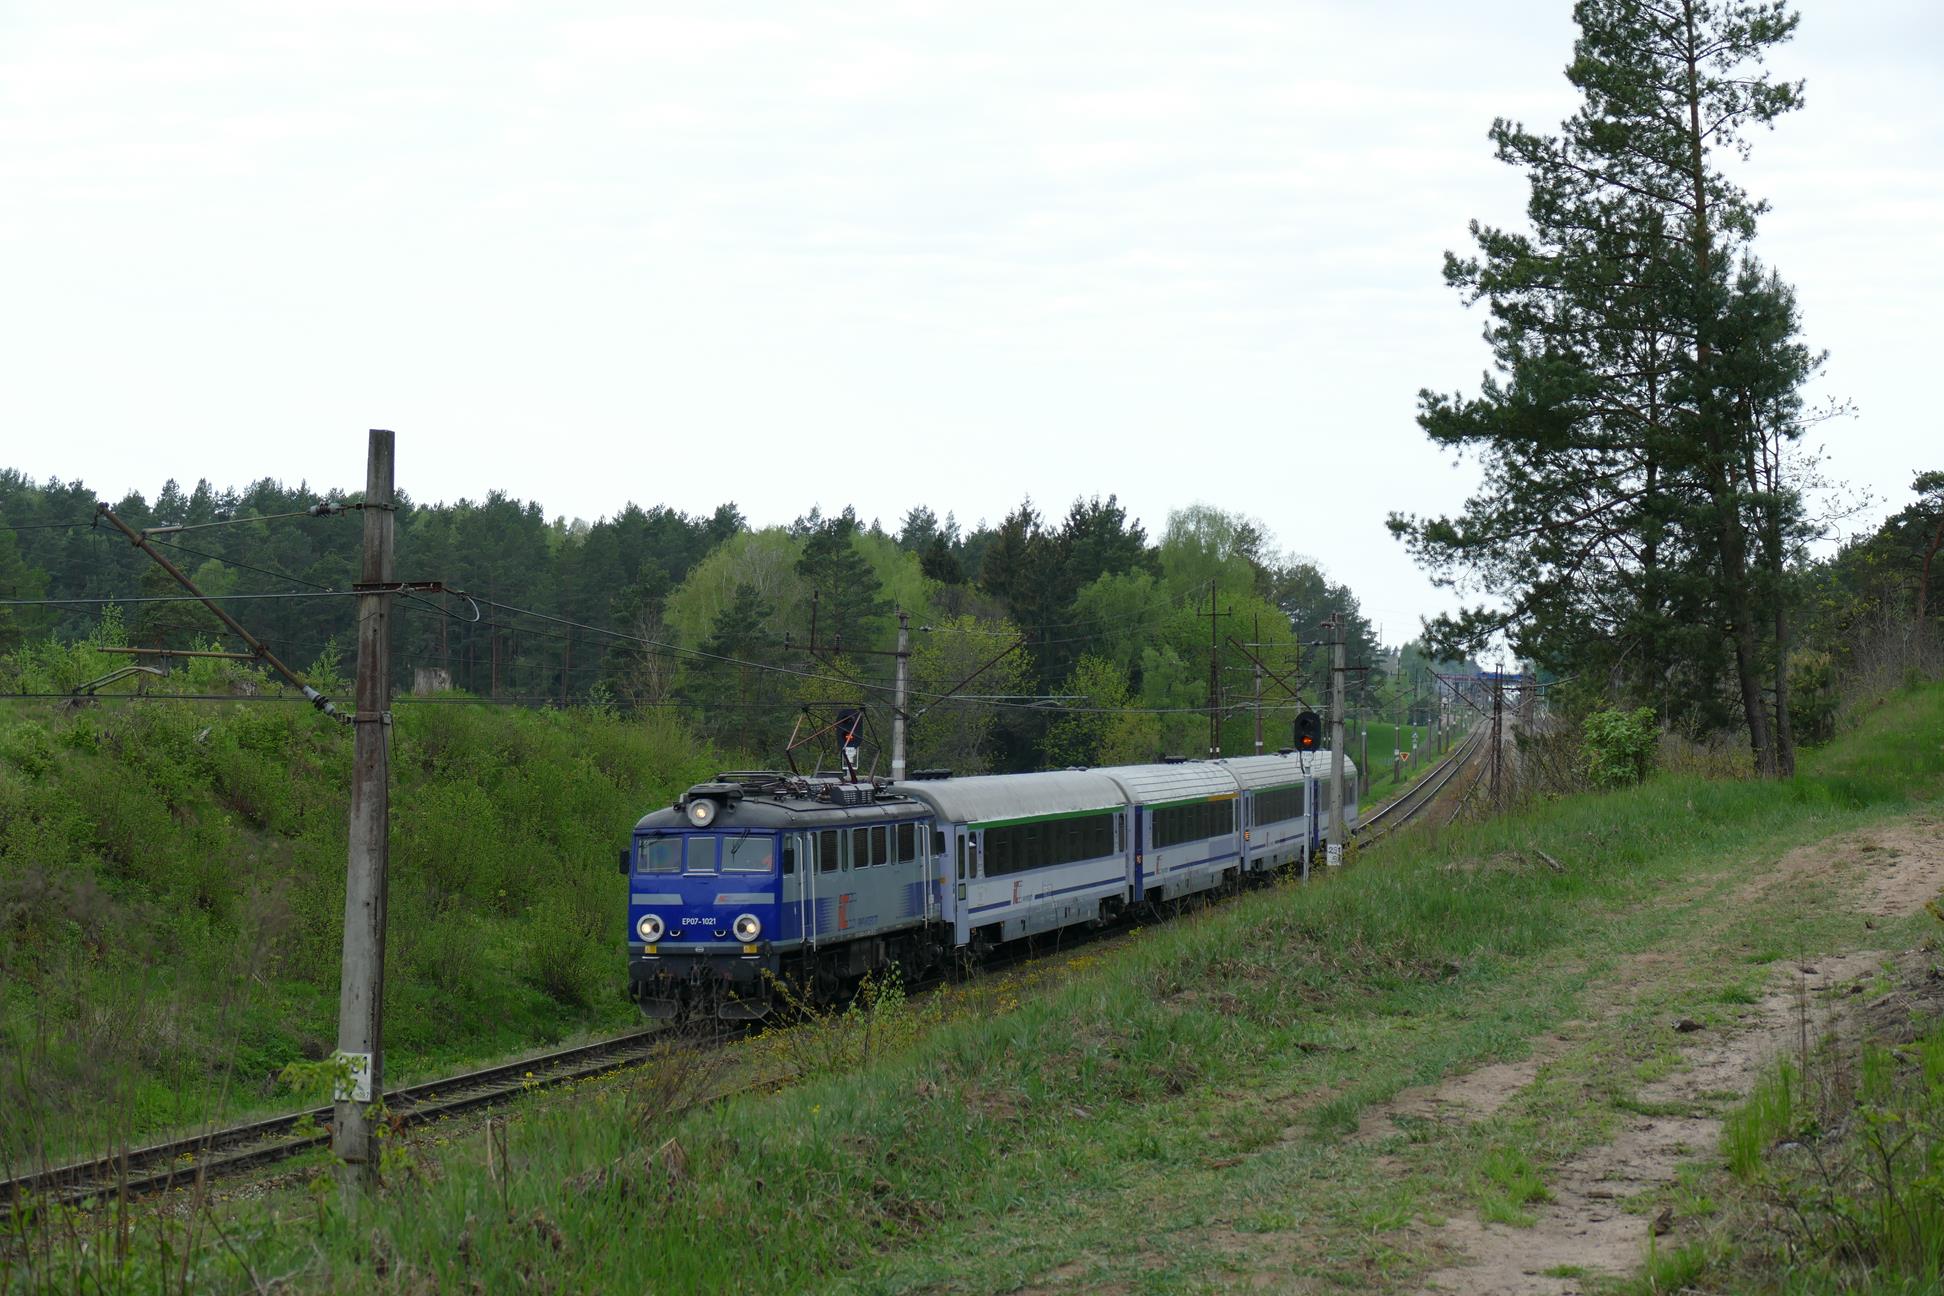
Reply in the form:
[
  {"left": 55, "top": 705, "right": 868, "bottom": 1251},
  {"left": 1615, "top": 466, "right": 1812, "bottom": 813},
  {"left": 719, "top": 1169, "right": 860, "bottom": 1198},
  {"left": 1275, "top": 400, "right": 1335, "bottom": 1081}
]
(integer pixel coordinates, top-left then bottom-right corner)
[
  {"left": 1298, "top": 749, "right": 1361, "bottom": 840},
  {"left": 1099, "top": 763, "right": 1246, "bottom": 905},
  {"left": 892, "top": 770, "right": 1129, "bottom": 958},
  {"left": 1219, "top": 753, "right": 1318, "bottom": 879}
]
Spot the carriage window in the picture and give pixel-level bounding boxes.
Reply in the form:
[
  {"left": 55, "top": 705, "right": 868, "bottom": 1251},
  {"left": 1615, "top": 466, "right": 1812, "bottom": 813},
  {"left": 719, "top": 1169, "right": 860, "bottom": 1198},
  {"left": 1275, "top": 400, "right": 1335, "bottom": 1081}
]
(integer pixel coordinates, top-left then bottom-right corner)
[
  {"left": 640, "top": 836, "right": 681, "bottom": 873},
  {"left": 724, "top": 836, "right": 772, "bottom": 872},
  {"left": 872, "top": 825, "right": 889, "bottom": 867},
  {"left": 933, "top": 828, "right": 947, "bottom": 857},
  {"left": 685, "top": 837, "right": 718, "bottom": 872},
  {"left": 956, "top": 835, "right": 966, "bottom": 881},
  {"left": 817, "top": 829, "right": 840, "bottom": 873},
  {"left": 897, "top": 822, "right": 917, "bottom": 863},
  {"left": 1253, "top": 786, "right": 1303, "bottom": 824}
]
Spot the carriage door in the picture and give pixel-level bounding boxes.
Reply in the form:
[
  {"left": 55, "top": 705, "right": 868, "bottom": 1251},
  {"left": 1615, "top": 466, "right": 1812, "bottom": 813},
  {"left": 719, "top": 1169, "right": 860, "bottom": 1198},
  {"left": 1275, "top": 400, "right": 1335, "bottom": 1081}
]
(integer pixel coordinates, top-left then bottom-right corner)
[{"left": 793, "top": 833, "right": 816, "bottom": 948}]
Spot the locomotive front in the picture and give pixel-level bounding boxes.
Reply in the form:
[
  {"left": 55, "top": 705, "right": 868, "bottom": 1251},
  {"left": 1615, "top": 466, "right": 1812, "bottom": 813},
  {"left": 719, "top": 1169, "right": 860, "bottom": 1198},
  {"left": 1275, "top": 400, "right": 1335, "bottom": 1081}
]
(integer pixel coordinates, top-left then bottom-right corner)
[{"left": 624, "top": 780, "right": 789, "bottom": 1019}]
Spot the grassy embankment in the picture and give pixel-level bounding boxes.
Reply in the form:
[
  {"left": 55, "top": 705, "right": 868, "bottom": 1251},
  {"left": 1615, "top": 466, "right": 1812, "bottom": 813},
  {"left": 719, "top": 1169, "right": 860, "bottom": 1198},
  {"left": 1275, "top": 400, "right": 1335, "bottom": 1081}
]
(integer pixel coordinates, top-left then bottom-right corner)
[
  {"left": 1355, "top": 718, "right": 1441, "bottom": 802},
  {"left": 0, "top": 632, "right": 721, "bottom": 1167},
  {"left": 18, "top": 680, "right": 1941, "bottom": 1294}
]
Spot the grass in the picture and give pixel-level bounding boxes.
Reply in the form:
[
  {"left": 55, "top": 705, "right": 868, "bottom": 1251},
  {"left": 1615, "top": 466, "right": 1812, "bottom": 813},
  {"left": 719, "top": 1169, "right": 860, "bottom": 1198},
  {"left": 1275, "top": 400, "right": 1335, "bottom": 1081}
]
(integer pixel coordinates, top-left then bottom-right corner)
[
  {"left": 1356, "top": 719, "right": 1443, "bottom": 800},
  {"left": 0, "top": 635, "right": 725, "bottom": 1165},
  {"left": 1476, "top": 1144, "right": 1550, "bottom": 1226},
  {"left": 1721, "top": 1058, "right": 1801, "bottom": 1180},
  {"left": 1670, "top": 993, "right": 1944, "bottom": 1293},
  {"left": 7, "top": 680, "right": 1944, "bottom": 1293}
]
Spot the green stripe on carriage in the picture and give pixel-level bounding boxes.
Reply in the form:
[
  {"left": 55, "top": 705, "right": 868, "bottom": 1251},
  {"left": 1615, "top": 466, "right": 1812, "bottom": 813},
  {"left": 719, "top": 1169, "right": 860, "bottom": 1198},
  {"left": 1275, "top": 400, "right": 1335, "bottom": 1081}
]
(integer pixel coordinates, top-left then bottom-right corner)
[
  {"left": 1145, "top": 791, "right": 1241, "bottom": 810},
  {"left": 969, "top": 806, "right": 1122, "bottom": 830}
]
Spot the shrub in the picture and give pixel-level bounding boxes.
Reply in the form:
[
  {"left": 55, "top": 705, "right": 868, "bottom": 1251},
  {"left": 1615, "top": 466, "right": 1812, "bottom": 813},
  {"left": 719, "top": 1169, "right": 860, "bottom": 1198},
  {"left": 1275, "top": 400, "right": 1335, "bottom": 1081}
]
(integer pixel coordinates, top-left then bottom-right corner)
[{"left": 1581, "top": 706, "right": 1659, "bottom": 789}]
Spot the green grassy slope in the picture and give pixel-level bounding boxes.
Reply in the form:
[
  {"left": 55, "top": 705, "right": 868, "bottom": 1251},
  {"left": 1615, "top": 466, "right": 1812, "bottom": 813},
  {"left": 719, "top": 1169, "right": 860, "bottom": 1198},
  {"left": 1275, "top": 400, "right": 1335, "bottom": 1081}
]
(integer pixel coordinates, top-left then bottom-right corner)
[
  {"left": 34, "top": 681, "right": 1938, "bottom": 1294},
  {"left": 0, "top": 674, "right": 720, "bottom": 1161}
]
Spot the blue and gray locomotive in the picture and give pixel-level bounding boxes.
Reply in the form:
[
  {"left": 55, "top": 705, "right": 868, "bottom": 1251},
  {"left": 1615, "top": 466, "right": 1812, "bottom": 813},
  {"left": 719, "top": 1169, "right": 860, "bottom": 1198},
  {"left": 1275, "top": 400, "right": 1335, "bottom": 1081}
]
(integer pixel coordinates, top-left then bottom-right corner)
[{"left": 622, "top": 753, "right": 1359, "bottom": 1020}]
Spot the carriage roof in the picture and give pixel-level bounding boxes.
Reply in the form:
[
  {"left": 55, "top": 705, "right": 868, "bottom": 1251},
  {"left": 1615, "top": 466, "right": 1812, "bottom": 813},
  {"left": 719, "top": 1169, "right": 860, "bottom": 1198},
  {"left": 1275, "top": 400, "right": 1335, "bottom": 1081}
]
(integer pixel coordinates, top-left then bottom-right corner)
[
  {"left": 1097, "top": 762, "right": 1240, "bottom": 803},
  {"left": 1215, "top": 753, "right": 1312, "bottom": 790},
  {"left": 891, "top": 770, "right": 1127, "bottom": 826}
]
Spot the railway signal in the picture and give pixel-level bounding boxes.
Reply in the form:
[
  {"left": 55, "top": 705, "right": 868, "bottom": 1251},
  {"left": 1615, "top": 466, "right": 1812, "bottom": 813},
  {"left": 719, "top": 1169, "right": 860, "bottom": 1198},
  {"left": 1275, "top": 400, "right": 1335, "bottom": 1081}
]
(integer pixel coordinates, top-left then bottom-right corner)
[{"left": 1294, "top": 710, "right": 1321, "bottom": 750}]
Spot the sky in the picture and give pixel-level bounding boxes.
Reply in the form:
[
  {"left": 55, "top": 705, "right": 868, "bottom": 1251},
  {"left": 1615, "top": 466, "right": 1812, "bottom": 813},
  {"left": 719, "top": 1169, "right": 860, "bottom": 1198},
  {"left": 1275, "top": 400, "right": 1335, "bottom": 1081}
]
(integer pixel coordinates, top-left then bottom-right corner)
[{"left": 2, "top": 0, "right": 1938, "bottom": 641}]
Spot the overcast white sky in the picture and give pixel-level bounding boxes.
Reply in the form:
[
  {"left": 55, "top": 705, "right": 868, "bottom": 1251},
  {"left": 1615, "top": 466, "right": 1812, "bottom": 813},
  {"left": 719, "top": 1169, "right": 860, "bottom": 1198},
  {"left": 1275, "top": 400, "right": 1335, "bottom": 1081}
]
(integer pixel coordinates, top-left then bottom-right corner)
[{"left": 2, "top": 1, "right": 1937, "bottom": 637}]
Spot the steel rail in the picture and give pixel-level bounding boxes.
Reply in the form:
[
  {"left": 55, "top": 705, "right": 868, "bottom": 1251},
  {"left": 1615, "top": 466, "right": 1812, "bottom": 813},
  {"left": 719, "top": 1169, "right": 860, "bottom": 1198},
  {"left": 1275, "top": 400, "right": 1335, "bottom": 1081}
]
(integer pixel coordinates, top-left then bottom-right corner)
[
  {"left": 1, "top": 1029, "right": 677, "bottom": 1214},
  {"left": 1354, "top": 722, "right": 1487, "bottom": 845}
]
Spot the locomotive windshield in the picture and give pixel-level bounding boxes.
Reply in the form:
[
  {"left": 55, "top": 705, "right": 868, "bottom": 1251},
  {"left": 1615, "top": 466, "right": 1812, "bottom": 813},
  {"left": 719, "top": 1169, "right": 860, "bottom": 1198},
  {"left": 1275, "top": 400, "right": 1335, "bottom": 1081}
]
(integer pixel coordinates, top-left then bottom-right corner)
[
  {"left": 639, "top": 836, "right": 682, "bottom": 873},
  {"left": 635, "top": 831, "right": 775, "bottom": 873},
  {"left": 722, "top": 834, "right": 774, "bottom": 872}
]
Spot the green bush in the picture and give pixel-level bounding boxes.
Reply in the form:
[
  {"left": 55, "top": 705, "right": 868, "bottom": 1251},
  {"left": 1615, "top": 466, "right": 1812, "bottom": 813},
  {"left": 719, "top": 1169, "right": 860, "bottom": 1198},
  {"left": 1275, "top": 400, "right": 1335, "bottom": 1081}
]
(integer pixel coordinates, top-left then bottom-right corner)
[
  {"left": 1581, "top": 705, "right": 1659, "bottom": 789},
  {"left": 1789, "top": 650, "right": 1840, "bottom": 747}
]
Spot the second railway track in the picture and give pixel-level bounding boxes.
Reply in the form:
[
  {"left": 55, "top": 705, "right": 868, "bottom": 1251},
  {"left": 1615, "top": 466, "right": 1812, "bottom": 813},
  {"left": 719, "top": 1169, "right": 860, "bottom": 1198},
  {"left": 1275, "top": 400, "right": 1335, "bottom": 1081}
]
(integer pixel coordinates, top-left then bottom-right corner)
[
  {"left": 2, "top": 1028, "right": 673, "bottom": 1215},
  {"left": 1353, "top": 722, "right": 1488, "bottom": 846}
]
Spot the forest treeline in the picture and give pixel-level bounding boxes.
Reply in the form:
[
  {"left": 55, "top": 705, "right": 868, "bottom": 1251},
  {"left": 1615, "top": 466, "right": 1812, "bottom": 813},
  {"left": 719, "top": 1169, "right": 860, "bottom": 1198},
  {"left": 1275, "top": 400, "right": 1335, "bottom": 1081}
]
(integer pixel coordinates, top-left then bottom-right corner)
[{"left": 0, "top": 471, "right": 1406, "bottom": 773}]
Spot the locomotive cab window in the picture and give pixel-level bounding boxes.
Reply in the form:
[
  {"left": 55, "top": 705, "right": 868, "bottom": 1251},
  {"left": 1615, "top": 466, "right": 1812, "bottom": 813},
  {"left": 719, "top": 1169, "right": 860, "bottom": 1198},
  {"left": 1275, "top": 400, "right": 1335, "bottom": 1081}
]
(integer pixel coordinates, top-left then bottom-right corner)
[
  {"left": 685, "top": 837, "right": 718, "bottom": 872},
  {"left": 781, "top": 838, "right": 798, "bottom": 875},
  {"left": 640, "top": 836, "right": 681, "bottom": 874},
  {"left": 724, "top": 835, "right": 772, "bottom": 872},
  {"left": 897, "top": 822, "right": 917, "bottom": 864}
]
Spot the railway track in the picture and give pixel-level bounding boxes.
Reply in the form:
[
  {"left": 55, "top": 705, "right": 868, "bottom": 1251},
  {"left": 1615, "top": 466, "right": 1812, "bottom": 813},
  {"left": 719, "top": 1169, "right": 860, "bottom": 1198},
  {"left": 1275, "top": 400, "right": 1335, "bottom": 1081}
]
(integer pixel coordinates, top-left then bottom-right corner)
[
  {"left": 11, "top": 744, "right": 1487, "bottom": 1218},
  {"left": 1, "top": 1028, "right": 672, "bottom": 1215},
  {"left": 1353, "top": 721, "right": 1487, "bottom": 846}
]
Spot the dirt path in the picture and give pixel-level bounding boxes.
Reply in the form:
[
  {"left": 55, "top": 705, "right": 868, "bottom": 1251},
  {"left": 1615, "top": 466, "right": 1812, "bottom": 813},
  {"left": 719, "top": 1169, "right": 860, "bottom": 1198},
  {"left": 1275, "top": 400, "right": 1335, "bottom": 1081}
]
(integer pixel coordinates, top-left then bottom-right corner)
[
  {"left": 1406, "top": 815, "right": 1944, "bottom": 1295},
  {"left": 1416, "top": 950, "right": 1883, "bottom": 1295}
]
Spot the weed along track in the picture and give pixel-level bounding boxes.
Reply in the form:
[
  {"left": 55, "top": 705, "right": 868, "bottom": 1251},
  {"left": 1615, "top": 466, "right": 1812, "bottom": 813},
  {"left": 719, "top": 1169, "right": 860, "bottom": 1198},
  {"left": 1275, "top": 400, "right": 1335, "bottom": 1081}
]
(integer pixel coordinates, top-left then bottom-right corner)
[{"left": 0, "top": 1030, "right": 671, "bottom": 1213}]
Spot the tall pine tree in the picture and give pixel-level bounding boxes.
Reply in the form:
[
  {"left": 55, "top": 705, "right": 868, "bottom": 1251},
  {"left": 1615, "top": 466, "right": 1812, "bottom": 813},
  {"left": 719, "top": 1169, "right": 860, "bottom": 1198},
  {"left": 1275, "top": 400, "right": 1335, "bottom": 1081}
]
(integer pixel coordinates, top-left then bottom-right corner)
[{"left": 1393, "top": 0, "right": 1812, "bottom": 771}]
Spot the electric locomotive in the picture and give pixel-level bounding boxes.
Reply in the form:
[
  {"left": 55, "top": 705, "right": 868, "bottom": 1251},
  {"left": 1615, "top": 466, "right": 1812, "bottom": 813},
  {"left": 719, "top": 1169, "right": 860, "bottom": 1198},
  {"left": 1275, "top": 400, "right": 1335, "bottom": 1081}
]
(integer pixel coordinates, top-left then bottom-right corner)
[{"left": 622, "top": 772, "right": 948, "bottom": 1020}]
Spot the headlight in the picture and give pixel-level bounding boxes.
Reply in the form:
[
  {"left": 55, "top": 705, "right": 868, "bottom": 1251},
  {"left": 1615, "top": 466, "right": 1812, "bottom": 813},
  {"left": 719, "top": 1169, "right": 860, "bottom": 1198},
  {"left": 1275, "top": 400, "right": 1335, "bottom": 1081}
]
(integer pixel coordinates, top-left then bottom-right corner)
[
  {"left": 686, "top": 798, "right": 717, "bottom": 827},
  {"left": 732, "top": 913, "right": 761, "bottom": 942},
  {"left": 636, "top": 913, "right": 665, "bottom": 942}
]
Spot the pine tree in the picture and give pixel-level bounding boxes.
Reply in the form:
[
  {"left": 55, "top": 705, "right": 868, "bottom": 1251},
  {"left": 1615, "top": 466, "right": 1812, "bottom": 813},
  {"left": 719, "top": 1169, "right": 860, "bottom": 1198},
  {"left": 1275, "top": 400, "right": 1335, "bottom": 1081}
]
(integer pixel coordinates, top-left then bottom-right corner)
[
  {"left": 1393, "top": 0, "right": 1811, "bottom": 771},
  {"left": 795, "top": 509, "right": 891, "bottom": 652},
  {"left": 696, "top": 582, "right": 786, "bottom": 755}
]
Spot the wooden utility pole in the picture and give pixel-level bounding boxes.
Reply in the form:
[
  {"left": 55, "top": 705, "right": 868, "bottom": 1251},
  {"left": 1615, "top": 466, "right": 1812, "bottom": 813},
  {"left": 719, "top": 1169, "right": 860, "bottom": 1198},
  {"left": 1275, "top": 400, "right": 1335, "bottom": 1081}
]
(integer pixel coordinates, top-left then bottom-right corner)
[
  {"left": 890, "top": 609, "right": 910, "bottom": 781},
  {"left": 1489, "top": 666, "right": 1505, "bottom": 807},
  {"left": 1199, "top": 586, "right": 1232, "bottom": 758},
  {"left": 1251, "top": 615, "right": 1264, "bottom": 755},
  {"left": 332, "top": 430, "right": 395, "bottom": 1189},
  {"left": 1326, "top": 613, "right": 1347, "bottom": 857}
]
